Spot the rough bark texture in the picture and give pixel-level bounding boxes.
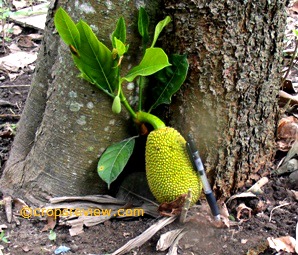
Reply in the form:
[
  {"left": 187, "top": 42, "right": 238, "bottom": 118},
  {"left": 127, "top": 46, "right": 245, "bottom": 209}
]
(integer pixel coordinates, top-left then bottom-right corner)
[
  {"left": 162, "top": 0, "right": 286, "bottom": 197},
  {"left": 0, "top": 0, "right": 286, "bottom": 204},
  {"left": 0, "top": 0, "right": 162, "bottom": 204}
]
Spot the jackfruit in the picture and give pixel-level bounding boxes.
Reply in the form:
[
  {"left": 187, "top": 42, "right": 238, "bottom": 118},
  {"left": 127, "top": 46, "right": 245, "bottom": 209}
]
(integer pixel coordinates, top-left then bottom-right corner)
[{"left": 145, "top": 127, "right": 202, "bottom": 205}]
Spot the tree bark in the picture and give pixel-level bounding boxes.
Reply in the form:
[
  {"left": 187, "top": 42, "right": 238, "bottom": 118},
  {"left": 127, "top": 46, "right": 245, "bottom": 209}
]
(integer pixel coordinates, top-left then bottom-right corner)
[
  {"left": 0, "top": 0, "right": 162, "bottom": 204},
  {"left": 0, "top": 0, "right": 286, "bottom": 204},
  {"left": 162, "top": 0, "right": 286, "bottom": 197}
]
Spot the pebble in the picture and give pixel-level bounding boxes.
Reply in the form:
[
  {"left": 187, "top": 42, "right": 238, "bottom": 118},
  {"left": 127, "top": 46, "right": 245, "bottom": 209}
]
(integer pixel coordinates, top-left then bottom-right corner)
[{"left": 289, "top": 170, "right": 298, "bottom": 187}]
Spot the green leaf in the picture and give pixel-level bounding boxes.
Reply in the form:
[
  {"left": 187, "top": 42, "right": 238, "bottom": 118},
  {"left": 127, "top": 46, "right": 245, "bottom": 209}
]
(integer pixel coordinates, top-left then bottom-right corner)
[
  {"left": 74, "top": 20, "right": 118, "bottom": 95},
  {"left": 114, "top": 37, "right": 127, "bottom": 57},
  {"left": 97, "top": 137, "right": 136, "bottom": 188},
  {"left": 54, "top": 8, "right": 118, "bottom": 96},
  {"left": 148, "top": 54, "right": 189, "bottom": 111},
  {"left": 122, "top": 48, "right": 171, "bottom": 82},
  {"left": 112, "top": 17, "right": 126, "bottom": 47},
  {"left": 0, "top": 231, "right": 9, "bottom": 243},
  {"left": 138, "top": 7, "right": 149, "bottom": 45},
  {"left": 151, "top": 16, "right": 171, "bottom": 48},
  {"left": 54, "top": 7, "right": 80, "bottom": 49},
  {"left": 48, "top": 230, "right": 57, "bottom": 241}
]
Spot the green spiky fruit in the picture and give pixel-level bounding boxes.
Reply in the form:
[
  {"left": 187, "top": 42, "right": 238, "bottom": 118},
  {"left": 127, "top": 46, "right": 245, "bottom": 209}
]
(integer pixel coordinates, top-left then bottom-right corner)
[{"left": 145, "top": 127, "right": 202, "bottom": 205}]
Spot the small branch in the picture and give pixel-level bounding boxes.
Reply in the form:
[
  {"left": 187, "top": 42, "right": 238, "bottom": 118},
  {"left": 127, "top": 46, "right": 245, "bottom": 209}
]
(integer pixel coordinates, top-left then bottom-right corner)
[
  {"left": 0, "top": 114, "right": 21, "bottom": 119},
  {"left": 247, "top": 177, "right": 269, "bottom": 194},
  {"left": 269, "top": 202, "right": 291, "bottom": 222},
  {"left": 179, "top": 189, "right": 192, "bottom": 223},
  {"left": 0, "top": 84, "right": 31, "bottom": 88}
]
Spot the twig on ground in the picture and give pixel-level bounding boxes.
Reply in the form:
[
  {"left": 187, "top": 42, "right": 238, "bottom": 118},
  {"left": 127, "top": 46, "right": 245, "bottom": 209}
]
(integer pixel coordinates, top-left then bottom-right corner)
[
  {"left": 0, "top": 114, "right": 21, "bottom": 119},
  {"left": 179, "top": 189, "right": 192, "bottom": 223},
  {"left": 269, "top": 202, "right": 291, "bottom": 222},
  {"left": 0, "top": 84, "right": 31, "bottom": 88}
]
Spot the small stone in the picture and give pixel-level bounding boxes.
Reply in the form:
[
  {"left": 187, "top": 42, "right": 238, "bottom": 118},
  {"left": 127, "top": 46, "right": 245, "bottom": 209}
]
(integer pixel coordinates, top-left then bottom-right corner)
[{"left": 289, "top": 170, "right": 298, "bottom": 188}]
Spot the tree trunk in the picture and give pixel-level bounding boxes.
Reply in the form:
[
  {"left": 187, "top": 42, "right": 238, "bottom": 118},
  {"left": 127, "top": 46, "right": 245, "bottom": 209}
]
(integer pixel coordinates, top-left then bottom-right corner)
[
  {"left": 162, "top": 0, "right": 286, "bottom": 197},
  {"left": 0, "top": 0, "right": 286, "bottom": 204},
  {"left": 0, "top": 0, "right": 162, "bottom": 204}
]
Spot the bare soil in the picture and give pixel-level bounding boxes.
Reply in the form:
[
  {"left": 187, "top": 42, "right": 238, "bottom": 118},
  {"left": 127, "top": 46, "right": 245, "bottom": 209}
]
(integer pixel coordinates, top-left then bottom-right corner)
[
  {"left": 0, "top": 173, "right": 297, "bottom": 255},
  {"left": 0, "top": 2, "right": 298, "bottom": 255}
]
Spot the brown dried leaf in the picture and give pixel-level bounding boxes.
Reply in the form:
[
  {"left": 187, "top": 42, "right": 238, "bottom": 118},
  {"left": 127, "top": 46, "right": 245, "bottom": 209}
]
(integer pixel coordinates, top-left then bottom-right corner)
[
  {"left": 67, "top": 218, "right": 84, "bottom": 236},
  {"left": 156, "top": 228, "right": 184, "bottom": 251},
  {"left": 17, "top": 35, "right": 36, "bottom": 48},
  {"left": 22, "top": 245, "right": 31, "bottom": 252},
  {"left": 226, "top": 192, "right": 257, "bottom": 204},
  {"left": 41, "top": 216, "right": 57, "bottom": 232},
  {"left": 218, "top": 198, "right": 230, "bottom": 218},
  {"left": 291, "top": 1, "right": 298, "bottom": 12},
  {"left": 158, "top": 194, "right": 186, "bottom": 217},
  {"left": 13, "top": 198, "right": 29, "bottom": 213},
  {"left": 267, "top": 236, "right": 296, "bottom": 253},
  {"left": 111, "top": 216, "right": 177, "bottom": 255},
  {"left": 277, "top": 116, "right": 298, "bottom": 151}
]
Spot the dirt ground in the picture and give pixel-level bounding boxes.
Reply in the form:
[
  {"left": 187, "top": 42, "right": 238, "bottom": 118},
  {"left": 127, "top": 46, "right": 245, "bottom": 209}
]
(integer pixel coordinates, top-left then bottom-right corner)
[
  {"left": 1, "top": 2, "right": 298, "bottom": 255},
  {"left": 0, "top": 174, "right": 297, "bottom": 255}
]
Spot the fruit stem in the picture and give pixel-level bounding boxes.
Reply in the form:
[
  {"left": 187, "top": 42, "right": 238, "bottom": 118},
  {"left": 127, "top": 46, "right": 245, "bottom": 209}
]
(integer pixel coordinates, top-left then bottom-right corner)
[
  {"left": 136, "top": 111, "right": 166, "bottom": 130},
  {"left": 119, "top": 90, "right": 137, "bottom": 119}
]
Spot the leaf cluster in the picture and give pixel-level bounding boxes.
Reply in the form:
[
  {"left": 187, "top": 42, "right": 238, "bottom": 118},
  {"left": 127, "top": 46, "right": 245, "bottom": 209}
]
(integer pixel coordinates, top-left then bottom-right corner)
[
  {"left": 54, "top": 7, "right": 188, "bottom": 113},
  {"left": 54, "top": 7, "right": 189, "bottom": 188}
]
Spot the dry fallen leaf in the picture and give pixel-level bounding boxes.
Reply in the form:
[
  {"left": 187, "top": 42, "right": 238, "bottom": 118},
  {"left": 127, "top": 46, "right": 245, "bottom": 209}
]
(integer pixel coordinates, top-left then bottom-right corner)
[
  {"left": 158, "top": 194, "right": 186, "bottom": 217},
  {"left": 267, "top": 236, "right": 296, "bottom": 253},
  {"left": 277, "top": 115, "right": 298, "bottom": 151},
  {"left": 156, "top": 228, "right": 184, "bottom": 251},
  {"left": 218, "top": 198, "right": 229, "bottom": 218},
  {"left": 17, "top": 35, "right": 36, "bottom": 48},
  {"left": 0, "top": 52, "right": 37, "bottom": 73},
  {"left": 111, "top": 216, "right": 177, "bottom": 255},
  {"left": 291, "top": 1, "right": 298, "bottom": 12},
  {"left": 41, "top": 216, "right": 57, "bottom": 232},
  {"left": 22, "top": 245, "right": 31, "bottom": 252},
  {"left": 166, "top": 231, "right": 185, "bottom": 255},
  {"left": 226, "top": 192, "right": 257, "bottom": 204}
]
